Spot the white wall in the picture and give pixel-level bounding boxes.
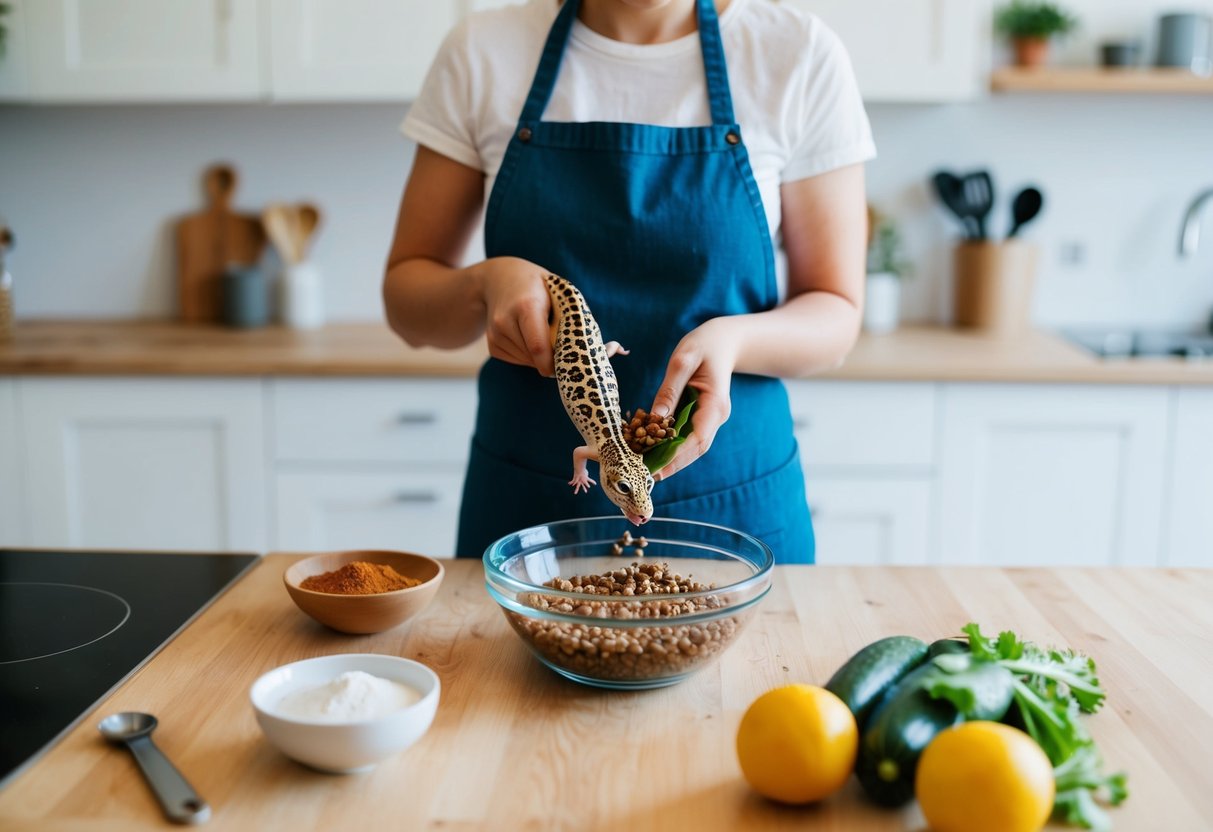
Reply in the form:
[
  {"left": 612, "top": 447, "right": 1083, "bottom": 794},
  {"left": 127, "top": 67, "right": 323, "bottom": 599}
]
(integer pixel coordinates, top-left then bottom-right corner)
[{"left": 1, "top": 92, "right": 1212, "bottom": 330}]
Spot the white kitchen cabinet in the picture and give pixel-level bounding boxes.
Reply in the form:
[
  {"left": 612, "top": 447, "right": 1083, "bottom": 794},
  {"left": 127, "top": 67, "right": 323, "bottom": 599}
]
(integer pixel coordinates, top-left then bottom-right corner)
[
  {"left": 806, "top": 477, "right": 932, "bottom": 565},
  {"left": 268, "top": 0, "right": 460, "bottom": 101},
  {"left": 787, "top": 381, "right": 935, "bottom": 470},
  {"left": 0, "top": 0, "right": 31, "bottom": 101},
  {"left": 271, "top": 378, "right": 476, "bottom": 464},
  {"left": 275, "top": 469, "right": 465, "bottom": 557},
  {"left": 18, "top": 378, "right": 267, "bottom": 551},
  {"left": 0, "top": 380, "right": 24, "bottom": 544},
  {"left": 270, "top": 378, "right": 475, "bottom": 556},
  {"left": 25, "top": 0, "right": 262, "bottom": 102},
  {"left": 781, "top": 0, "right": 986, "bottom": 102},
  {"left": 1164, "top": 388, "right": 1213, "bottom": 567},
  {"left": 938, "top": 384, "right": 1170, "bottom": 567}
]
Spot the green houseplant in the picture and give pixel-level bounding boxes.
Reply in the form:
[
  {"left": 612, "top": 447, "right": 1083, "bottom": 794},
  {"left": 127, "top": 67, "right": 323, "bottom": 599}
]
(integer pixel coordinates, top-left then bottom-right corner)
[
  {"left": 995, "top": 1, "right": 1078, "bottom": 67},
  {"left": 0, "top": 3, "right": 11, "bottom": 60},
  {"left": 864, "top": 208, "right": 912, "bottom": 334}
]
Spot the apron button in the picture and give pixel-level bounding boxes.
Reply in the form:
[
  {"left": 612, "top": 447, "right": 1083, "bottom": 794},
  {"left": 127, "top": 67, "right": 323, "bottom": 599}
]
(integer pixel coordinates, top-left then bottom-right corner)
[
  {"left": 725, "top": 131, "right": 740, "bottom": 145},
  {"left": 518, "top": 127, "right": 533, "bottom": 142}
]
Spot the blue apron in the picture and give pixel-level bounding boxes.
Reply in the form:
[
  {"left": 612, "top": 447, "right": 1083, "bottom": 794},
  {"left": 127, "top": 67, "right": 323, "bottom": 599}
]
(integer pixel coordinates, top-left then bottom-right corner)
[{"left": 456, "top": 0, "right": 814, "bottom": 563}]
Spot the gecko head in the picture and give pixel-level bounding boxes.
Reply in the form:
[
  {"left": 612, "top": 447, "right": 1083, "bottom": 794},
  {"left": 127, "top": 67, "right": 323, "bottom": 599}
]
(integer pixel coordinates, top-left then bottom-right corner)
[{"left": 603, "top": 454, "right": 655, "bottom": 526}]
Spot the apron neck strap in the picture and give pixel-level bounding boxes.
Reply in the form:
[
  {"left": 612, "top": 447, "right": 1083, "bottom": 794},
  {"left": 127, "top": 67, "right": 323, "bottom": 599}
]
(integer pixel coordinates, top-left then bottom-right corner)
[{"left": 519, "top": 0, "right": 737, "bottom": 126}]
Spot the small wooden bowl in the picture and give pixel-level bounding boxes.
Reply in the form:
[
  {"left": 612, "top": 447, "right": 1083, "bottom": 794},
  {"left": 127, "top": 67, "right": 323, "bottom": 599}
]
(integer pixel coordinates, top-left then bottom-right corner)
[{"left": 283, "top": 550, "right": 444, "bottom": 634}]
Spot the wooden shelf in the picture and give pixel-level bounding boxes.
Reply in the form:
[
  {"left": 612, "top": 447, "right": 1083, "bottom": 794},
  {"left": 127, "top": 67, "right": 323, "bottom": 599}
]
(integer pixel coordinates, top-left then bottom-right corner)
[{"left": 991, "top": 66, "right": 1213, "bottom": 94}]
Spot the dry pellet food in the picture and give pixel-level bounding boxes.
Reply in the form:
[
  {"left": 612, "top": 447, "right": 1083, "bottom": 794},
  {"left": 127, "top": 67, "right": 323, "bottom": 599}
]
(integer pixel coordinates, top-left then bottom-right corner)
[
  {"left": 610, "top": 529, "right": 648, "bottom": 557},
  {"left": 506, "top": 560, "right": 745, "bottom": 683},
  {"left": 623, "top": 408, "right": 676, "bottom": 455}
]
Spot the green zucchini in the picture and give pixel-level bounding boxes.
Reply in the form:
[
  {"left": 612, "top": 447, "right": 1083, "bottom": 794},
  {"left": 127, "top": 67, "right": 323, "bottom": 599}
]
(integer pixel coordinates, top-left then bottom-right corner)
[
  {"left": 824, "top": 635, "right": 928, "bottom": 730},
  {"left": 926, "top": 637, "right": 968, "bottom": 658},
  {"left": 855, "top": 662, "right": 961, "bottom": 807}
]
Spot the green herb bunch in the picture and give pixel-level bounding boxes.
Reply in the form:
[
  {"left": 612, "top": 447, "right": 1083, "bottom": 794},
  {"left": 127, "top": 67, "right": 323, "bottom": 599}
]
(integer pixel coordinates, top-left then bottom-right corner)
[
  {"left": 925, "top": 624, "right": 1128, "bottom": 830},
  {"left": 866, "top": 212, "right": 912, "bottom": 279},
  {"left": 995, "top": 1, "right": 1078, "bottom": 39}
]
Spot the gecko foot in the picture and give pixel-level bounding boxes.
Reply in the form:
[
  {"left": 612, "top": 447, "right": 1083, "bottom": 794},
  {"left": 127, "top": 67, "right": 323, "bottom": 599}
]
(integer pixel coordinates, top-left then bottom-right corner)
[
  {"left": 569, "top": 472, "right": 597, "bottom": 494},
  {"left": 604, "top": 341, "right": 630, "bottom": 358}
]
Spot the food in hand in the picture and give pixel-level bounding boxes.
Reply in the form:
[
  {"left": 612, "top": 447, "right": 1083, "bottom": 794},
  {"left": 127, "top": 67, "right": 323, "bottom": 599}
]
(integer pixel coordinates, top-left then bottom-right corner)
[
  {"left": 623, "top": 408, "right": 677, "bottom": 454},
  {"left": 736, "top": 684, "right": 858, "bottom": 805},
  {"left": 916, "top": 721, "right": 1055, "bottom": 832}
]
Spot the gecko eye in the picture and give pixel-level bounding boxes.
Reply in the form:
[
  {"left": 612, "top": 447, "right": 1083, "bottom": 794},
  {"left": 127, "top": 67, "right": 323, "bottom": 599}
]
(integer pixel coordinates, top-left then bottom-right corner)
[
  {"left": 646, "top": 476, "right": 655, "bottom": 493},
  {"left": 615, "top": 481, "right": 632, "bottom": 495}
]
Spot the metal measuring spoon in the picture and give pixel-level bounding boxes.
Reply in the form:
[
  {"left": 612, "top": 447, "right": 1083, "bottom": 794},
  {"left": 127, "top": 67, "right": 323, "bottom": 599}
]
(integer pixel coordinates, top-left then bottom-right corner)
[{"left": 98, "top": 712, "right": 211, "bottom": 825}]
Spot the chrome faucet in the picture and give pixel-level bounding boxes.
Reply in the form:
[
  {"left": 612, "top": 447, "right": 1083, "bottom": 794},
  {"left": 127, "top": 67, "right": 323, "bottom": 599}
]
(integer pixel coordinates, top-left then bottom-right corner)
[{"left": 1180, "top": 188, "right": 1213, "bottom": 256}]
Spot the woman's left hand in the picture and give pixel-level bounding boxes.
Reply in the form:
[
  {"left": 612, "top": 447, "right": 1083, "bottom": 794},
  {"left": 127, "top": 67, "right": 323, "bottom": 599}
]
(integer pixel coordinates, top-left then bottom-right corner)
[{"left": 647, "top": 317, "right": 741, "bottom": 481}]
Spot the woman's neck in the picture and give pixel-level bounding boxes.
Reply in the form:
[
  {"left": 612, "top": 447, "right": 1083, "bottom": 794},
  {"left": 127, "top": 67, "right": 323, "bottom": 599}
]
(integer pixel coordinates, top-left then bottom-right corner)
[{"left": 577, "top": 0, "right": 708, "bottom": 45}]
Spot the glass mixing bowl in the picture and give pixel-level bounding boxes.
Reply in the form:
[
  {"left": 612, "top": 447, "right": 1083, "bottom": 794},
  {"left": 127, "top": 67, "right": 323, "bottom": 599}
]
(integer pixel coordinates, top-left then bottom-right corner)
[{"left": 484, "top": 517, "right": 773, "bottom": 690}]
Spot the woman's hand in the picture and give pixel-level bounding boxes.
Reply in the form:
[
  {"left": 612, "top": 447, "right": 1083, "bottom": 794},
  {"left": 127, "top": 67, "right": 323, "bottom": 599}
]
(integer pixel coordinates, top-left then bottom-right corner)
[
  {"left": 647, "top": 318, "right": 742, "bottom": 481},
  {"left": 474, "top": 256, "right": 556, "bottom": 377}
]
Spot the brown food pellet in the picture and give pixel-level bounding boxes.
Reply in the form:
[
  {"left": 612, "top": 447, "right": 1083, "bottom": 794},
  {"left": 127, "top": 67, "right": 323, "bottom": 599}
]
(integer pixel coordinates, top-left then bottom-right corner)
[
  {"left": 623, "top": 408, "right": 676, "bottom": 455},
  {"left": 300, "top": 561, "right": 422, "bottom": 595},
  {"left": 506, "top": 560, "right": 744, "bottom": 683}
]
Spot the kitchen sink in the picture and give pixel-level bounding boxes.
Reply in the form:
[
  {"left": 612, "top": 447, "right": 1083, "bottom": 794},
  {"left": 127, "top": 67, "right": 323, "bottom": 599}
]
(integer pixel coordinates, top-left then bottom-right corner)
[{"left": 1063, "top": 329, "right": 1213, "bottom": 360}]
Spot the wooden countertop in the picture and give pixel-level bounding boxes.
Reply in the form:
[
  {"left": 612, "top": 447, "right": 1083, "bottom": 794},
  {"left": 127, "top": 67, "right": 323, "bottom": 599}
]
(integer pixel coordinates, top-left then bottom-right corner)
[
  {"left": 3, "top": 320, "right": 1213, "bottom": 383},
  {"left": 1, "top": 557, "right": 1209, "bottom": 830}
]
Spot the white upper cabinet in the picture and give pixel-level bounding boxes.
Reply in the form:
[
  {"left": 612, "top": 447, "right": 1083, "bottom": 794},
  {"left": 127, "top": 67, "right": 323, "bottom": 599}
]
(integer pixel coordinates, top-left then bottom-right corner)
[
  {"left": 269, "top": 0, "right": 460, "bottom": 101},
  {"left": 781, "top": 0, "right": 986, "bottom": 102},
  {"left": 25, "top": 0, "right": 262, "bottom": 102},
  {"left": 0, "top": 0, "right": 31, "bottom": 101}
]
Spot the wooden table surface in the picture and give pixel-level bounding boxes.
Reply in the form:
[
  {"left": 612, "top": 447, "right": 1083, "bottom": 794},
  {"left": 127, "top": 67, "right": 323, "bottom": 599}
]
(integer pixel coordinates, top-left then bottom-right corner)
[
  {"left": 2, "top": 557, "right": 1210, "bottom": 831},
  {"left": 5, "top": 320, "right": 1213, "bottom": 384}
]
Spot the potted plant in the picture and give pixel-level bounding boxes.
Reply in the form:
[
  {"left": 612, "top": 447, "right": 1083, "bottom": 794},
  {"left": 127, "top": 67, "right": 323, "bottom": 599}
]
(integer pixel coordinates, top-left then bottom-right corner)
[
  {"left": 864, "top": 208, "right": 912, "bottom": 335},
  {"left": 0, "top": 3, "right": 10, "bottom": 59},
  {"left": 995, "top": 1, "right": 1077, "bottom": 68}
]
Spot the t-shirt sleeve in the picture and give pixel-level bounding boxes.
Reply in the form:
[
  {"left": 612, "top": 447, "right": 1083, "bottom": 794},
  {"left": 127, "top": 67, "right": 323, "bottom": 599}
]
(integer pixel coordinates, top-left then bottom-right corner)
[
  {"left": 400, "top": 19, "right": 483, "bottom": 171},
  {"left": 781, "top": 21, "right": 877, "bottom": 183}
]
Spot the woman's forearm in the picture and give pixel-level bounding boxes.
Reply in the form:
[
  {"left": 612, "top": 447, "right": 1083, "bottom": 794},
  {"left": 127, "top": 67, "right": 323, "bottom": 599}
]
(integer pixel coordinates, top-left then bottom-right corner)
[
  {"left": 722, "top": 288, "right": 862, "bottom": 378},
  {"left": 383, "top": 257, "right": 487, "bottom": 350}
]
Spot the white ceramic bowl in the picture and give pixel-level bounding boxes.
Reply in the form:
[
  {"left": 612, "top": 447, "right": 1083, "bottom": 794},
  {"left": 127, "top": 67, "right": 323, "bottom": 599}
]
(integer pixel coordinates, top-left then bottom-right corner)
[{"left": 250, "top": 654, "right": 440, "bottom": 773}]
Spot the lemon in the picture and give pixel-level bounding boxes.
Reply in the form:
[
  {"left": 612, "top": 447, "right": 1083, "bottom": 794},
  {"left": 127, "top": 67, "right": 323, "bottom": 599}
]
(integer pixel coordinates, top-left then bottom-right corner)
[
  {"left": 916, "top": 721, "right": 1055, "bottom": 832},
  {"left": 735, "top": 683, "right": 858, "bottom": 804}
]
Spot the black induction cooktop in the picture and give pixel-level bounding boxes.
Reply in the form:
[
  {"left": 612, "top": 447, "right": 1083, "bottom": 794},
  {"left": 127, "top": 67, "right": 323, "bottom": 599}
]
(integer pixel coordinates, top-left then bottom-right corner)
[{"left": 0, "top": 549, "right": 260, "bottom": 788}]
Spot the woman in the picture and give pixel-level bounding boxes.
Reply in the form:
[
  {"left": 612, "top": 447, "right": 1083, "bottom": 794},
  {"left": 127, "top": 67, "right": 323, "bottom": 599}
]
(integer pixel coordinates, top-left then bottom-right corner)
[{"left": 383, "top": 0, "right": 874, "bottom": 563}]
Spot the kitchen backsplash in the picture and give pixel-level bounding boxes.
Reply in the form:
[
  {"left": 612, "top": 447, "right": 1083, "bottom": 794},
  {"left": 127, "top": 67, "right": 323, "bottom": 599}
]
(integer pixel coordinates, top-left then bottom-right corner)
[{"left": 1, "top": 95, "right": 1212, "bottom": 329}]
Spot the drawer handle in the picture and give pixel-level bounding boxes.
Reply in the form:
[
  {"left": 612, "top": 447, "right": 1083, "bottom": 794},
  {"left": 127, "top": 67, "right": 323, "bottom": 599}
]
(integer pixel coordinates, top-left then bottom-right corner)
[
  {"left": 396, "top": 412, "right": 438, "bottom": 426},
  {"left": 394, "top": 490, "right": 440, "bottom": 504}
]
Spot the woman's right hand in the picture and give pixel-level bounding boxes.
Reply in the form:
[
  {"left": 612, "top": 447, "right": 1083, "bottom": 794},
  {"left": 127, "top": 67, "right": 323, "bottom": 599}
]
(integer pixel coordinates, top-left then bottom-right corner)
[{"left": 474, "top": 256, "right": 555, "bottom": 377}]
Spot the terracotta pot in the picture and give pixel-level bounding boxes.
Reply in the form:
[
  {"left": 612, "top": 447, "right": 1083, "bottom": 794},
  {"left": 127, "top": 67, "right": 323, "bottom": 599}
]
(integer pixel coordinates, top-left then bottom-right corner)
[{"left": 1013, "top": 36, "right": 1051, "bottom": 67}]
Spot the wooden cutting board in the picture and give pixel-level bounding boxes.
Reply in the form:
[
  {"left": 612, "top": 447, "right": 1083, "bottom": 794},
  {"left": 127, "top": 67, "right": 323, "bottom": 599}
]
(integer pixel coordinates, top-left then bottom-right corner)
[{"left": 175, "top": 164, "right": 266, "bottom": 323}]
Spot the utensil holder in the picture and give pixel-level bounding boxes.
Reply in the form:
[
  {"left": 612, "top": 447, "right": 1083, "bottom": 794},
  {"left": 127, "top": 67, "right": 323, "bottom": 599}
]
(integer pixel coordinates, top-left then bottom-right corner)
[
  {"left": 278, "top": 261, "right": 325, "bottom": 329},
  {"left": 953, "top": 240, "right": 1038, "bottom": 337},
  {"left": 220, "top": 266, "right": 269, "bottom": 329}
]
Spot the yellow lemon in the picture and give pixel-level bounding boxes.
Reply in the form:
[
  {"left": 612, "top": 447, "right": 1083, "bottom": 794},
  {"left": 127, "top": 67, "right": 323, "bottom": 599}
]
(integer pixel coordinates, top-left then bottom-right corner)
[
  {"left": 735, "top": 684, "right": 858, "bottom": 804},
  {"left": 916, "top": 721, "right": 1055, "bottom": 832}
]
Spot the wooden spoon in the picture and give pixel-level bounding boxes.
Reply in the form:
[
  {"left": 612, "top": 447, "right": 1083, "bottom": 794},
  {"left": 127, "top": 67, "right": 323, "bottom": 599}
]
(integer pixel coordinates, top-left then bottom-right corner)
[
  {"left": 297, "top": 204, "right": 322, "bottom": 261},
  {"left": 261, "top": 203, "right": 298, "bottom": 265}
]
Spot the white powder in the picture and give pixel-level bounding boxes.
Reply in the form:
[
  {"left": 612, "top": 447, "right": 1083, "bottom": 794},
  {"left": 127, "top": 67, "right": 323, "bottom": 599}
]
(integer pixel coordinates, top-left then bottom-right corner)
[{"left": 275, "top": 670, "right": 421, "bottom": 721}]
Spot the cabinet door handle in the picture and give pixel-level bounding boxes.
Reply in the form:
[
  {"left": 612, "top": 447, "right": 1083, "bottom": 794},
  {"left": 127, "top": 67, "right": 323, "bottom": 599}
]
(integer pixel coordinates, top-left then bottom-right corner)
[
  {"left": 393, "top": 491, "right": 440, "bottom": 504},
  {"left": 396, "top": 412, "right": 438, "bottom": 426}
]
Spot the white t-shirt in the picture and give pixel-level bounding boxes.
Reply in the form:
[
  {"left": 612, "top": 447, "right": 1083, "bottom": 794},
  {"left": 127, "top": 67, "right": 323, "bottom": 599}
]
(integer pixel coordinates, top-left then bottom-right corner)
[{"left": 402, "top": 0, "right": 875, "bottom": 245}]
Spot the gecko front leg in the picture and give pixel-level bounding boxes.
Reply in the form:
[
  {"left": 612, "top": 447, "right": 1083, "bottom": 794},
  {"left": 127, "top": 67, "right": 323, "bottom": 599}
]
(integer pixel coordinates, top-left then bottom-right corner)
[
  {"left": 569, "top": 445, "right": 599, "bottom": 494},
  {"left": 604, "top": 341, "right": 629, "bottom": 358}
]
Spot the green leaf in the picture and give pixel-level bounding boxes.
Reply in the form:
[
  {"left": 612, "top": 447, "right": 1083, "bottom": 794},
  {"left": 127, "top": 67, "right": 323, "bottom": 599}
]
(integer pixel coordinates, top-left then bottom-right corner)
[{"left": 641, "top": 388, "right": 698, "bottom": 474}]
